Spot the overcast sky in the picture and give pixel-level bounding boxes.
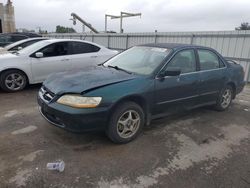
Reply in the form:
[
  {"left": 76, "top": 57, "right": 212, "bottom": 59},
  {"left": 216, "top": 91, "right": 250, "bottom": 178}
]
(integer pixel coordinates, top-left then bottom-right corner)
[{"left": 8, "top": 0, "right": 250, "bottom": 33}]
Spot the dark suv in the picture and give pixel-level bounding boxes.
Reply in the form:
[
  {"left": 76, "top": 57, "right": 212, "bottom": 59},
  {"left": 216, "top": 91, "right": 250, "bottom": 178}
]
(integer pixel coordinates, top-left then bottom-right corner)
[{"left": 0, "top": 32, "right": 42, "bottom": 47}]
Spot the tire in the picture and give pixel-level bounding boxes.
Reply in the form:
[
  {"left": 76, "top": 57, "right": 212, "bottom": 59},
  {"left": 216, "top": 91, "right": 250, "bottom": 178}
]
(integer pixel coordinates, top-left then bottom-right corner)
[
  {"left": 0, "top": 70, "right": 27, "bottom": 92},
  {"left": 106, "top": 102, "right": 145, "bottom": 144},
  {"left": 214, "top": 85, "right": 233, "bottom": 111}
]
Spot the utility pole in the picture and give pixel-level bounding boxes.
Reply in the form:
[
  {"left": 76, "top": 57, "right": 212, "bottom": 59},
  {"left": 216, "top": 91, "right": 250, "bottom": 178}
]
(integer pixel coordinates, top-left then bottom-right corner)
[
  {"left": 105, "top": 11, "right": 141, "bottom": 33},
  {"left": 105, "top": 14, "right": 120, "bottom": 32},
  {"left": 120, "top": 12, "right": 123, "bottom": 33}
]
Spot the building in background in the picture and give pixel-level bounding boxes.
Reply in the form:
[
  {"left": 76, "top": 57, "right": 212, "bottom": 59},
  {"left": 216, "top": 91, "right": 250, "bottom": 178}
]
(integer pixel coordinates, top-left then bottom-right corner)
[{"left": 0, "top": 0, "right": 15, "bottom": 33}]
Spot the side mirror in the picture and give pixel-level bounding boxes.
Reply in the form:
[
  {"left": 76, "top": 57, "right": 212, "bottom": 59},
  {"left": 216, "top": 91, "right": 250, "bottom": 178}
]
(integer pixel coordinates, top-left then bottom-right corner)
[
  {"left": 35, "top": 52, "right": 44, "bottom": 58},
  {"left": 159, "top": 67, "right": 181, "bottom": 78},
  {"left": 17, "top": 46, "right": 23, "bottom": 51},
  {"left": 165, "top": 67, "right": 181, "bottom": 76}
]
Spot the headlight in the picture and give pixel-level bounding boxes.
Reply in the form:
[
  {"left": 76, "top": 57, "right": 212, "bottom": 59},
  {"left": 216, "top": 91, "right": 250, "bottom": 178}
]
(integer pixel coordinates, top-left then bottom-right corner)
[{"left": 57, "top": 95, "right": 102, "bottom": 108}]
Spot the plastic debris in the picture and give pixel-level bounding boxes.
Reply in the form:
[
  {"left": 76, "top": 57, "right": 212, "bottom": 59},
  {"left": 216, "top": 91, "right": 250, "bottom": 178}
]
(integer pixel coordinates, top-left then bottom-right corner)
[{"left": 46, "top": 160, "right": 65, "bottom": 172}]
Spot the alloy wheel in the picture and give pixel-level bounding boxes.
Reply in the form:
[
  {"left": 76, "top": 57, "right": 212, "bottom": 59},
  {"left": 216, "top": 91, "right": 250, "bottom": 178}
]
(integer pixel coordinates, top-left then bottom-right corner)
[
  {"left": 117, "top": 110, "right": 141, "bottom": 139},
  {"left": 221, "top": 88, "right": 232, "bottom": 109},
  {"left": 5, "top": 73, "right": 25, "bottom": 91}
]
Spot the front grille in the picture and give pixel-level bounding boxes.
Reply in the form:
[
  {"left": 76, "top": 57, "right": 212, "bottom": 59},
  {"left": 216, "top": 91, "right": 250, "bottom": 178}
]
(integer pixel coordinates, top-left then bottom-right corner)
[{"left": 39, "top": 86, "right": 55, "bottom": 103}]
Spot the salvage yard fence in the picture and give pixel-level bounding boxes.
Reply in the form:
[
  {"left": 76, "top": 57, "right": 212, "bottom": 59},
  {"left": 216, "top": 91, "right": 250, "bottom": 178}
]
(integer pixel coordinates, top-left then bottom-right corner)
[{"left": 45, "top": 30, "right": 250, "bottom": 82}]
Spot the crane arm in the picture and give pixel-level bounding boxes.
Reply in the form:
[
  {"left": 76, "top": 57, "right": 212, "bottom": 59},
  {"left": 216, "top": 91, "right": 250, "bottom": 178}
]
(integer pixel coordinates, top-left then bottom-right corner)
[{"left": 71, "top": 13, "right": 99, "bottom": 34}]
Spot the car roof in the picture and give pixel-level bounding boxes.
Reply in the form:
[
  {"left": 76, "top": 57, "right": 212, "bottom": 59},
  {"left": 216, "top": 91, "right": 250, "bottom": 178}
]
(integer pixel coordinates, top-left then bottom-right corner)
[
  {"left": 16, "top": 37, "right": 47, "bottom": 42},
  {"left": 18, "top": 38, "right": 107, "bottom": 55},
  {"left": 4, "top": 37, "right": 48, "bottom": 49},
  {"left": 44, "top": 39, "right": 105, "bottom": 48},
  {"left": 0, "top": 33, "right": 27, "bottom": 37},
  {"left": 11, "top": 32, "right": 42, "bottom": 37},
  {"left": 0, "top": 32, "right": 42, "bottom": 38},
  {"left": 47, "top": 38, "right": 93, "bottom": 42},
  {"left": 139, "top": 43, "right": 208, "bottom": 50}
]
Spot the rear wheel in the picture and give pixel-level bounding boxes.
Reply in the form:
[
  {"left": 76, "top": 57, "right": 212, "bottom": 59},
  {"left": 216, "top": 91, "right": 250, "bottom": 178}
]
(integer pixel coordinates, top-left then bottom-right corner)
[
  {"left": 0, "top": 70, "right": 27, "bottom": 92},
  {"left": 106, "top": 102, "right": 145, "bottom": 144},
  {"left": 215, "top": 85, "right": 233, "bottom": 111}
]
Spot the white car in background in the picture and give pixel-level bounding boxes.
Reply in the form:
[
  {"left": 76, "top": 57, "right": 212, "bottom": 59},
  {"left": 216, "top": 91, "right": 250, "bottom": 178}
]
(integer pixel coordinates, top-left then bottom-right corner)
[
  {"left": 0, "top": 37, "right": 48, "bottom": 54},
  {"left": 0, "top": 39, "right": 118, "bottom": 92}
]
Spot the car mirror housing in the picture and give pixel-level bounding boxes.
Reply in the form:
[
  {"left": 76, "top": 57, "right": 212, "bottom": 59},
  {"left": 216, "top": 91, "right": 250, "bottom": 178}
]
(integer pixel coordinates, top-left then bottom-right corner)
[
  {"left": 17, "top": 46, "right": 23, "bottom": 51},
  {"left": 160, "top": 68, "right": 181, "bottom": 77},
  {"left": 35, "top": 52, "right": 44, "bottom": 58}
]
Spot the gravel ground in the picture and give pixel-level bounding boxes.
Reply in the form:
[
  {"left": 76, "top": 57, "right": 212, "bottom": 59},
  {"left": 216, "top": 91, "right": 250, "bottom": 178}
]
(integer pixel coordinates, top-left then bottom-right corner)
[{"left": 0, "top": 84, "right": 249, "bottom": 188}]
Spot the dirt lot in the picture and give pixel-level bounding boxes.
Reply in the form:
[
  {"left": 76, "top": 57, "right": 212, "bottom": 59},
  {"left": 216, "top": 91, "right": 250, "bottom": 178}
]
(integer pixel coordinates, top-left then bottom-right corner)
[{"left": 0, "top": 84, "right": 250, "bottom": 188}]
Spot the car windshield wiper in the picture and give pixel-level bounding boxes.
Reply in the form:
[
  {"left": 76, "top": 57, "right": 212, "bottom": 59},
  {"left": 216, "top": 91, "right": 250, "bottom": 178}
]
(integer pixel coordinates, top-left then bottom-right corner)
[
  {"left": 107, "top": 65, "right": 132, "bottom": 74},
  {"left": 97, "top": 63, "right": 104, "bottom": 66}
]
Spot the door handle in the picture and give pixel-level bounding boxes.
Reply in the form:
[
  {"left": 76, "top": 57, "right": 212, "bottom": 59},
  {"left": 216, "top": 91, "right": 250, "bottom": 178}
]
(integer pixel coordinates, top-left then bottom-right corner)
[{"left": 90, "top": 55, "right": 98, "bottom": 58}]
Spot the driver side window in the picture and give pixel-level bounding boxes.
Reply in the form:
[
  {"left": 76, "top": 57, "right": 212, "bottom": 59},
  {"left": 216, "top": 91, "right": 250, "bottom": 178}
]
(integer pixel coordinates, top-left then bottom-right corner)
[
  {"left": 166, "top": 49, "right": 196, "bottom": 74},
  {"left": 39, "top": 42, "right": 69, "bottom": 58}
]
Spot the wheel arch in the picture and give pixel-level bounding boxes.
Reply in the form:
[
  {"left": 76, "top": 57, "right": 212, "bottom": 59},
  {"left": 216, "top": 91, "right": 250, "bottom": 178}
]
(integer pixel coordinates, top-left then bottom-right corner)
[
  {"left": 226, "top": 82, "right": 236, "bottom": 99},
  {"left": 109, "top": 95, "right": 150, "bottom": 125}
]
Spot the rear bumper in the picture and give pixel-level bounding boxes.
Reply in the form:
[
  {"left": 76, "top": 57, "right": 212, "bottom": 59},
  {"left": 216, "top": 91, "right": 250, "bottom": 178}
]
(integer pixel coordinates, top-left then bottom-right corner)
[
  {"left": 38, "top": 96, "right": 109, "bottom": 133},
  {"left": 236, "top": 81, "right": 246, "bottom": 95}
]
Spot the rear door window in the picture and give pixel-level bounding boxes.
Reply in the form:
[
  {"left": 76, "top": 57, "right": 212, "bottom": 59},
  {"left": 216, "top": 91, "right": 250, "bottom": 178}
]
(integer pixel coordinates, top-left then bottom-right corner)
[
  {"left": 69, "top": 42, "right": 100, "bottom": 55},
  {"left": 197, "top": 50, "right": 222, "bottom": 70}
]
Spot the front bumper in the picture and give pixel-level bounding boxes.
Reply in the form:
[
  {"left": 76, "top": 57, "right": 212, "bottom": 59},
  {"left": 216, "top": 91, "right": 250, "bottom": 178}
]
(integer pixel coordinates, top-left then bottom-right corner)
[{"left": 38, "top": 95, "right": 109, "bottom": 133}]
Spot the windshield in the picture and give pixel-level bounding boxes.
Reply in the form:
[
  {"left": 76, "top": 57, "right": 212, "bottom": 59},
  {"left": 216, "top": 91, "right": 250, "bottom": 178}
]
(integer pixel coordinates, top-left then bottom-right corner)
[{"left": 103, "top": 46, "right": 171, "bottom": 75}]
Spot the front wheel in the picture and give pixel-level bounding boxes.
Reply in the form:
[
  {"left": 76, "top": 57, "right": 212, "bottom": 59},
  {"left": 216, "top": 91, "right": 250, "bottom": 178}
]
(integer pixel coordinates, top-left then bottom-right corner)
[
  {"left": 0, "top": 70, "right": 27, "bottom": 92},
  {"left": 106, "top": 102, "right": 145, "bottom": 144},
  {"left": 215, "top": 85, "right": 233, "bottom": 111}
]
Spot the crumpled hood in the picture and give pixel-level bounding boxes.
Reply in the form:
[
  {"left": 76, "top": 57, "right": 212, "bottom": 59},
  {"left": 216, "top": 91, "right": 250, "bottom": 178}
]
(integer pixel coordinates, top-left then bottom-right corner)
[{"left": 44, "top": 66, "right": 138, "bottom": 94}]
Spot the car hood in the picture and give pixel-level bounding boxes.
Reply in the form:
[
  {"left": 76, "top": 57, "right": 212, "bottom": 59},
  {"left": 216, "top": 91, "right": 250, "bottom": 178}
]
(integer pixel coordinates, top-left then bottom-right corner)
[
  {"left": 0, "top": 52, "right": 18, "bottom": 58},
  {"left": 44, "top": 66, "right": 138, "bottom": 95},
  {"left": 0, "top": 50, "right": 9, "bottom": 55}
]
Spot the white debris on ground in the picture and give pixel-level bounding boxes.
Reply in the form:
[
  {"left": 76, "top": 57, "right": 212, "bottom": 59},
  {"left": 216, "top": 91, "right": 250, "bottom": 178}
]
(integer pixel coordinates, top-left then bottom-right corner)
[
  {"left": 11, "top": 125, "right": 37, "bottom": 135},
  {"left": 8, "top": 150, "right": 44, "bottom": 187},
  {"left": 18, "top": 150, "right": 44, "bottom": 162},
  {"left": 3, "top": 110, "right": 19, "bottom": 118},
  {"left": 8, "top": 169, "right": 32, "bottom": 187}
]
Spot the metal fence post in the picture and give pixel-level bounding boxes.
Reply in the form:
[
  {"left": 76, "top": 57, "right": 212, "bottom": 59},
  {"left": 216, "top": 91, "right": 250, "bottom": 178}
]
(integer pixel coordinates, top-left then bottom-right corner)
[
  {"left": 126, "top": 35, "right": 129, "bottom": 49},
  {"left": 92, "top": 34, "right": 94, "bottom": 42},
  {"left": 190, "top": 34, "right": 195, "bottom": 44},
  {"left": 107, "top": 35, "right": 110, "bottom": 48}
]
